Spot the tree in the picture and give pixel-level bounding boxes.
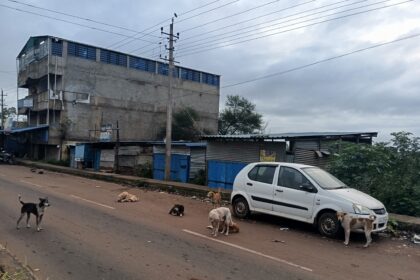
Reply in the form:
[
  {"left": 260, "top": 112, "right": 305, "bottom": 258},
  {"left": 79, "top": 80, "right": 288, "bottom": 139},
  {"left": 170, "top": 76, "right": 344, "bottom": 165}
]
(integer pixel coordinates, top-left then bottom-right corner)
[
  {"left": 159, "top": 107, "right": 208, "bottom": 141},
  {"left": 328, "top": 132, "right": 420, "bottom": 217},
  {"left": 218, "top": 95, "right": 263, "bottom": 135},
  {"left": 0, "top": 107, "right": 16, "bottom": 128}
]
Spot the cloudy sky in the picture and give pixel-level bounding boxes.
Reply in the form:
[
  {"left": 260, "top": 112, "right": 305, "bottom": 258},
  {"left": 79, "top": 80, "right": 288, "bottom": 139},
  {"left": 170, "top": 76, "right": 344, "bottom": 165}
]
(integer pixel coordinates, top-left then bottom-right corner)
[{"left": 0, "top": 0, "right": 419, "bottom": 141}]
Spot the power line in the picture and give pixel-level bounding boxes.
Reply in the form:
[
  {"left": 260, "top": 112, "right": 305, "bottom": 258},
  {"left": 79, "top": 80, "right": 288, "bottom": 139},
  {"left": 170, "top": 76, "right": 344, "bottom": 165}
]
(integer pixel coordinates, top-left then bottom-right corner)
[
  {"left": 178, "top": 0, "right": 360, "bottom": 49},
  {"left": 179, "top": 0, "right": 335, "bottom": 42},
  {"left": 4, "top": 0, "right": 160, "bottom": 39},
  {"left": 180, "top": 0, "right": 292, "bottom": 33},
  {"left": 108, "top": 0, "right": 225, "bottom": 50},
  {"left": 222, "top": 32, "right": 420, "bottom": 89},
  {"left": 177, "top": 0, "right": 241, "bottom": 24},
  {"left": 177, "top": 0, "right": 412, "bottom": 57},
  {"left": 138, "top": 0, "right": 318, "bottom": 58},
  {"left": 177, "top": 0, "right": 379, "bottom": 52},
  {"left": 0, "top": 3, "right": 156, "bottom": 44}
]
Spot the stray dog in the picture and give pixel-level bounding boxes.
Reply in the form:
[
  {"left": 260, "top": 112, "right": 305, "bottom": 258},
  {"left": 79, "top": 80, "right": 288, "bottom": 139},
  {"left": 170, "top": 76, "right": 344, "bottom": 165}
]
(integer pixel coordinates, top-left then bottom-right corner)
[
  {"left": 337, "top": 212, "right": 376, "bottom": 248},
  {"left": 208, "top": 207, "right": 233, "bottom": 237},
  {"left": 169, "top": 204, "right": 185, "bottom": 216},
  {"left": 207, "top": 188, "right": 222, "bottom": 208},
  {"left": 117, "top": 191, "right": 139, "bottom": 202},
  {"left": 16, "top": 195, "right": 50, "bottom": 231}
]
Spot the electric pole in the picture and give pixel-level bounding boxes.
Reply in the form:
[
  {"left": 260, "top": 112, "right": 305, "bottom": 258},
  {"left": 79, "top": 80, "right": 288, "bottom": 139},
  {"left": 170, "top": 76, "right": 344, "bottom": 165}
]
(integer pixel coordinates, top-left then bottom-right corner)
[
  {"left": 1, "top": 89, "right": 6, "bottom": 129},
  {"left": 161, "top": 16, "right": 179, "bottom": 181}
]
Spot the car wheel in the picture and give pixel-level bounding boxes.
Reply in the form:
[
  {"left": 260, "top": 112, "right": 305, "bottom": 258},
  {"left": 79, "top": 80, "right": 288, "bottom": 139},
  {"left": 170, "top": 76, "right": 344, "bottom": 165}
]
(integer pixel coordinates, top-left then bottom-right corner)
[
  {"left": 318, "top": 212, "right": 340, "bottom": 238},
  {"left": 232, "top": 197, "right": 250, "bottom": 219}
]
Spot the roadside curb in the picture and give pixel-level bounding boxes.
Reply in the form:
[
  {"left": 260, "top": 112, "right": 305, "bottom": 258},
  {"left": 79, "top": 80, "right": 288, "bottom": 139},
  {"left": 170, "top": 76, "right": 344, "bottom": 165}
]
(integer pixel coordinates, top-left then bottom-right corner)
[
  {"left": 389, "top": 214, "right": 420, "bottom": 233},
  {"left": 15, "top": 160, "right": 232, "bottom": 199}
]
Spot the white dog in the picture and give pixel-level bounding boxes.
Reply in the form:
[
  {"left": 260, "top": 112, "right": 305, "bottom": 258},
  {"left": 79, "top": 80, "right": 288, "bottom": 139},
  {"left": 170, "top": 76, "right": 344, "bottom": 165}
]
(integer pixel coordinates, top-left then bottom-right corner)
[
  {"left": 208, "top": 207, "right": 233, "bottom": 237},
  {"left": 337, "top": 212, "right": 376, "bottom": 248}
]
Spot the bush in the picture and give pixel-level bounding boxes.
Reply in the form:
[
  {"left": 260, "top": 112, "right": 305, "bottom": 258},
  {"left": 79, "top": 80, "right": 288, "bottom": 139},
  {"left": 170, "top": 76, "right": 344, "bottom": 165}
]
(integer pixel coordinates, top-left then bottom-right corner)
[
  {"left": 190, "top": 169, "right": 206, "bottom": 185},
  {"left": 328, "top": 132, "right": 420, "bottom": 217},
  {"left": 133, "top": 162, "right": 153, "bottom": 178}
]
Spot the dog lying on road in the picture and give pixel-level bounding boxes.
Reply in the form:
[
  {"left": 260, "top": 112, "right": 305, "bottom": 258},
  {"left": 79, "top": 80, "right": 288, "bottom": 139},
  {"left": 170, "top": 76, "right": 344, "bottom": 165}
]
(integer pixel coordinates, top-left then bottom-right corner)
[
  {"left": 207, "top": 189, "right": 222, "bottom": 208},
  {"left": 117, "top": 191, "right": 139, "bottom": 202},
  {"left": 16, "top": 195, "right": 50, "bottom": 231},
  {"left": 337, "top": 212, "right": 376, "bottom": 248},
  {"left": 208, "top": 207, "right": 233, "bottom": 237},
  {"left": 169, "top": 204, "right": 185, "bottom": 216}
]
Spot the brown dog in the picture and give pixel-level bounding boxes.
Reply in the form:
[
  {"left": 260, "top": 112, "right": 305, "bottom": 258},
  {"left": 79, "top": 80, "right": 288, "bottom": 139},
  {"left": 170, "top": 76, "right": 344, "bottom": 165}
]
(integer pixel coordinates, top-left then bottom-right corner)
[
  {"left": 117, "top": 191, "right": 139, "bottom": 202},
  {"left": 207, "top": 188, "right": 222, "bottom": 208},
  {"left": 337, "top": 212, "right": 376, "bottom": 247}
]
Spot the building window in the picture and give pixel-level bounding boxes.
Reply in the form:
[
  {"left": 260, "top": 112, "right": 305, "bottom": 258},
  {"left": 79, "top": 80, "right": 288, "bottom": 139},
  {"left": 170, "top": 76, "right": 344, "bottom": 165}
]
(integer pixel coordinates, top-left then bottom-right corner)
[
  {"left": 180, "top": 68, "right": 200, "bottom": 82},
  {"left": 129, "top": 56, "right": 156, "bottom": 73},
  {"left": 68, "top": 42, "right": 96, "bottom": 60},
  {"left": 100, "top": 49, "right": 127, "bottom": 66},
  {"left": 158, "top": 62, "right": 178, "bottom": 77},
  {"left": 202, "top": 72, "right": 220, "bottom": 87},
  {"left": 51, "top": 40, "right": 63, "bottom": 56}
]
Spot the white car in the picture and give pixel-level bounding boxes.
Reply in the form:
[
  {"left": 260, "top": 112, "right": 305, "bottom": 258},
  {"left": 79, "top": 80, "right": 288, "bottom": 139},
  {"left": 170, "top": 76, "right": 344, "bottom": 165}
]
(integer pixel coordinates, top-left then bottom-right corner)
[{"left": 231, "top": 162, "right": 388, "bottom": 237}]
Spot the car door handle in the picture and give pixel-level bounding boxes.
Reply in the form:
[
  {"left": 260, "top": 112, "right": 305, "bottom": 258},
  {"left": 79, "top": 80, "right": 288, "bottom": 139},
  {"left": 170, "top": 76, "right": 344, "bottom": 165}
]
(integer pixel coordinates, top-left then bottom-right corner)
[
  {"left": 246, "top": 182, "right": 253, "bottom": 186},
  {"left": 275, "top": 189, "right": 283, "bottom": 192}
]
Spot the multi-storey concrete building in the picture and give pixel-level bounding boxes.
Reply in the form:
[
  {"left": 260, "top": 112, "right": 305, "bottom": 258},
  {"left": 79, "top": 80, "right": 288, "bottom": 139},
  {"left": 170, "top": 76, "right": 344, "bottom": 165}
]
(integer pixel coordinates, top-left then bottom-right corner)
[{"left": 17, "top": 36, "right": 220, "bottom": 160}]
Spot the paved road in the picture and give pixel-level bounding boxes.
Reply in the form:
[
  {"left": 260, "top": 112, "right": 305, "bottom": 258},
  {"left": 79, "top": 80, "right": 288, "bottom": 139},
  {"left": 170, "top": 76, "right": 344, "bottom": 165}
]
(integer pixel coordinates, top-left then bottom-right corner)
[{"left": 0, "top": 166, "right": 316, "bottom": 280}]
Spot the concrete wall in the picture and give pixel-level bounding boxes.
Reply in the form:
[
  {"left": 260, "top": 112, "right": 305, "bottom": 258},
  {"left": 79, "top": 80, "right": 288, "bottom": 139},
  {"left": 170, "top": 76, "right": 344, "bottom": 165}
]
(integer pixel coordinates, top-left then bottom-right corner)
[{"left": 18, "top": 37, "right": 220, "bottom": 149}]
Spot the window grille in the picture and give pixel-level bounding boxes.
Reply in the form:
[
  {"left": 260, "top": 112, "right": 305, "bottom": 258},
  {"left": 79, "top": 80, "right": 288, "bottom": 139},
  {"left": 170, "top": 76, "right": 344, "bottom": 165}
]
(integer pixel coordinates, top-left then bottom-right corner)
[
  {"left": 51, "top": 40, "right": 63, "bottom": 56},
  {"left": 100, "top": 49, "right": 127, "bottom": 66},
  {"left": 68, "top": 42, "right": 96, "bottom": 60},
  {"left": 129, "top": 56, "right": 156, "bottom": 73}
]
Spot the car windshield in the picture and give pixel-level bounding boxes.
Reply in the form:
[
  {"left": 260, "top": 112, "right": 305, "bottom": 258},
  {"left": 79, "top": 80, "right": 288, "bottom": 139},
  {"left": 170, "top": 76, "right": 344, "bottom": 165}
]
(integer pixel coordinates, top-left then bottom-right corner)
[{"left": 302, "top": 167, "right": 347, "bottom": 190}]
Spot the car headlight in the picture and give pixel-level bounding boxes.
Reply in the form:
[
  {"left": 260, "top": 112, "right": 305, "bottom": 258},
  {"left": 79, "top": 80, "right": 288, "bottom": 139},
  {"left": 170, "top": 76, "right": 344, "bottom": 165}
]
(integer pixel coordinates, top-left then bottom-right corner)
[{"left": 352, "top": 204, "right": 371, "bottom": 215}]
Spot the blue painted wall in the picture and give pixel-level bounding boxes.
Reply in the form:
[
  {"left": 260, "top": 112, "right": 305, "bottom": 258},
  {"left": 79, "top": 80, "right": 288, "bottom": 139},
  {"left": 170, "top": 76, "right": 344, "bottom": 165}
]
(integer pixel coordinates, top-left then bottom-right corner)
[
  {"left": 207, "top": 160, "right": 247, "bottom": 190},
  {"left": 153, "top": 153, "right": 190, "bottom": 183}
]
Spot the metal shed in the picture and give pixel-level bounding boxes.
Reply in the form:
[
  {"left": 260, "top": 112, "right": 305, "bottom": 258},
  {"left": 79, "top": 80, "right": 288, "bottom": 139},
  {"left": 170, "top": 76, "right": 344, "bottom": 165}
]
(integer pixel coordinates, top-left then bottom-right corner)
[
  {"left": 152, "top": 142, "right": 206, "bottom": 183},
  {"left": 202, "top": 132, "right": 377, "bottom": 190}
]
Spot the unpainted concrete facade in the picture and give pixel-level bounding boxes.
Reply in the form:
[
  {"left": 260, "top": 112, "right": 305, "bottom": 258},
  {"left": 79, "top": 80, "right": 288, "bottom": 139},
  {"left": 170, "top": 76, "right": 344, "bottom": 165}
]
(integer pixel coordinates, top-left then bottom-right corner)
[{"left": 17, "top": 36, "right": 220, "bottom": 160}]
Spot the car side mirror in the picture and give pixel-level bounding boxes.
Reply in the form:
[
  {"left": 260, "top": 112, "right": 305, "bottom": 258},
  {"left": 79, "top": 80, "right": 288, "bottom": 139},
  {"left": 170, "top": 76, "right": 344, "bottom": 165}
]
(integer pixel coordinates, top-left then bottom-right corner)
[{"left": 300, "top": 183, "right": 316, "bottom": 193}]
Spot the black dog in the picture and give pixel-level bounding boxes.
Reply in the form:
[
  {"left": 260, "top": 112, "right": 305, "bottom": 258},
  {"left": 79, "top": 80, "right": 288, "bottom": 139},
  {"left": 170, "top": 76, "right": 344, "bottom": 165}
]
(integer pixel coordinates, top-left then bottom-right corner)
[
  {"left": 169, "top": 204, "right": 184, "bottom": 217},
  {"left": 17, "top": 195, "right": 50, "bottom": 231}
]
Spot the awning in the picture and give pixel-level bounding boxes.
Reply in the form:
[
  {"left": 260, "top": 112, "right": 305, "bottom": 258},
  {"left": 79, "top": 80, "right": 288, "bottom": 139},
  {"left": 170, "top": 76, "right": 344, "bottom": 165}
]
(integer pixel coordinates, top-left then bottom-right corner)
[{"left": 0, "top": 125, "right": 49, "bottom": 134}]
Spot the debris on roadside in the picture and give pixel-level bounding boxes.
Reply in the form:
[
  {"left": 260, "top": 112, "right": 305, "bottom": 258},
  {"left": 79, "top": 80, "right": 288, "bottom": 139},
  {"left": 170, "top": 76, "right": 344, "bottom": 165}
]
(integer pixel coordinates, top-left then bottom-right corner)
[
  {"left": 271, "top": 239, "right": 286, "bottom": 243},
  {"left": 279, "top": 227, "right": 289, "bottom": 231},
  {"left": 37, "top": 170, "right": 44, "bottom": 174},
  {"left": 412, "top": 234, "right": 420, "bottom": 244}
]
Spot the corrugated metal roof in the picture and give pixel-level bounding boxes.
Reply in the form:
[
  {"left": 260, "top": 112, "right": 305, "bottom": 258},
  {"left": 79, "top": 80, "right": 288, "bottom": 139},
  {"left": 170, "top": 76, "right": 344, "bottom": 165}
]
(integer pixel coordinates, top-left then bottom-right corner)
[
  {"left": 202, "top": 132, "right": 378, "bottom": 140},
  {"left": 0, "top": 125, "right": 49, "bottom": 134}
]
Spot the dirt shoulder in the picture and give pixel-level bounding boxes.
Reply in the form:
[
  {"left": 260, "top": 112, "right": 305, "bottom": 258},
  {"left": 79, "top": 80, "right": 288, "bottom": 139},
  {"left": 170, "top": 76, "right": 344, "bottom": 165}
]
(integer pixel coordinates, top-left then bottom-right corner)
[{"left": 0, "top": 244, "right": 36, "bottom": 280}]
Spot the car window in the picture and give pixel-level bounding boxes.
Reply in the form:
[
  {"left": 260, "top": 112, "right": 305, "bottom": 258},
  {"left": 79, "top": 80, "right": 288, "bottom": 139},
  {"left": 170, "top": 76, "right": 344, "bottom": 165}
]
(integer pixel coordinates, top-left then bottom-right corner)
[
  {"left": 302, "top": 167, "right": 346, "bottom": 190},
  {"left": 247, "top": 165, "right": 276, "bottom": 184},
  {"left": 278, "top": 167, "right": 312, "bottom": 190}
]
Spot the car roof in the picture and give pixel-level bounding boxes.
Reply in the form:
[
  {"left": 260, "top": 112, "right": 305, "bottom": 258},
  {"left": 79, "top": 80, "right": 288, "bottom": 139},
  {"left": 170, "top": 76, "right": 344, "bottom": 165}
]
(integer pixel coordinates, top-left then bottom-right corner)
[{"left": 250, "top": 162, "right": 315, "bottom": 169}]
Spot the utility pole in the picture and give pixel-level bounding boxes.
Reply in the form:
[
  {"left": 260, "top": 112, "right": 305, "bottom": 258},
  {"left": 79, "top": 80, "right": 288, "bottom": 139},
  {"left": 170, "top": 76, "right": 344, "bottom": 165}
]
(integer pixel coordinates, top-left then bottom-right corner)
[
  {"left": 1, "top": 89, "right": 6, "bottom": 129},
  {"left": 161, "top": 16, "right": 179, "bottom": 181}
]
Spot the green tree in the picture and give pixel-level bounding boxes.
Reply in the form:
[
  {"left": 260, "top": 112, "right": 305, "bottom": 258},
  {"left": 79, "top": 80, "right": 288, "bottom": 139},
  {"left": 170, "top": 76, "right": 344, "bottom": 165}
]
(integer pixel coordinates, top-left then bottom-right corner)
[
  {"left": 328, "top": 132, "right": 420, "bottom": 217},
  {"left": 218, "top": 95, "right": 263, "bottom": 135},
  {"left": 159, "top": 107, "right": 208, "bottom": 141},
  {"left": 0, "top": 106, "right": 16, "bottom": 126}
]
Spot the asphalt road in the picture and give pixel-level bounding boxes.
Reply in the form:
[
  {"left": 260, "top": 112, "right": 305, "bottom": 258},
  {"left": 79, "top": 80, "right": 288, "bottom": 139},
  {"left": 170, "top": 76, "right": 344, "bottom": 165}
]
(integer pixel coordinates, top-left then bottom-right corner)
[
  {"left": 0, "top": 165, "right": 419, "bottom": 280},
  {"left": 0, "top": 165, "right": 316, "bottom": 280}
]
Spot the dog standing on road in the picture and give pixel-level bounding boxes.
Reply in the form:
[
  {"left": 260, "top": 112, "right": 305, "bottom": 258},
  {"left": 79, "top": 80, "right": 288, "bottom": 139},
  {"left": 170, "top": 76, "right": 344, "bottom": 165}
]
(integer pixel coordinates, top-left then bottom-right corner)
[
  {"left": 16, "top": 195, "right": 50, "bottom": 231},
  {"left": 207, "top": 188, "right": 222, "bottom": 208},
  {"left": 337, "top": 212, "right": 376, "bottom": 248},
  {"left": 208, "top": 207, "right": 233, "bottom": 237}
]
